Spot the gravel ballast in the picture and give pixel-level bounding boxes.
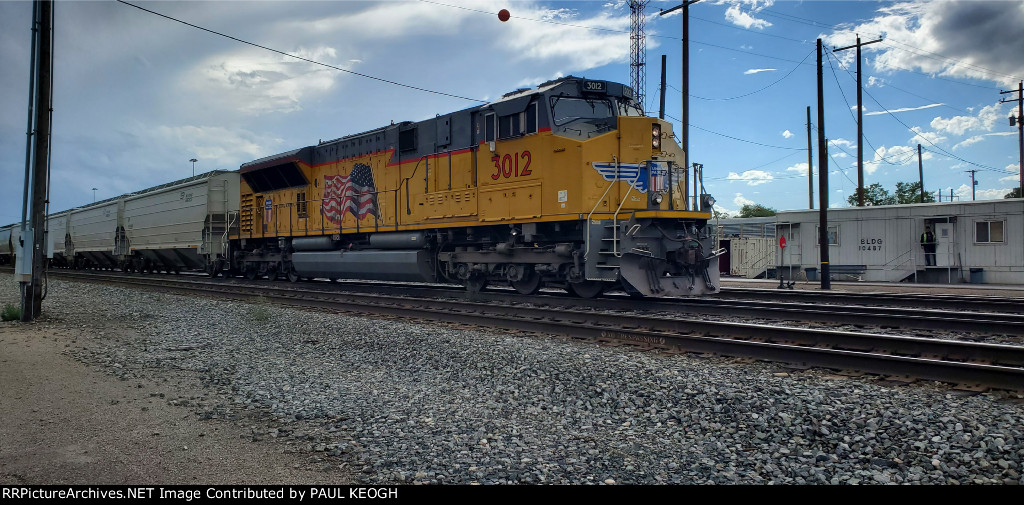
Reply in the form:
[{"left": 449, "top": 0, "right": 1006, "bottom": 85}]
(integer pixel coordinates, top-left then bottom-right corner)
[{"left": 2, "top": 274, "right": 1022, "bottom": 485}]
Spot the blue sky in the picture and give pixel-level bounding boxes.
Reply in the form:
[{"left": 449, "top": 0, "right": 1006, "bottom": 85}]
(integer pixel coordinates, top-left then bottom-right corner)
[{"left": 2, "top": 0, "right": 1023, "bottom": 223}]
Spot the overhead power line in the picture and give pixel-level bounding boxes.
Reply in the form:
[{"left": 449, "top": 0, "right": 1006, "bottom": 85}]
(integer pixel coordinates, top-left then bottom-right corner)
[
  {"left": 672, "top": 116, "right": 805, "bottom": 150},
  {"left": 116, "top": 0, "right": 487, "bottom": 103}
]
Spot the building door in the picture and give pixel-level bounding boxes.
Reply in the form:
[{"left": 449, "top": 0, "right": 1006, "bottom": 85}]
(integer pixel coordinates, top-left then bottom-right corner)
[{"left": 935, "top": 222, "right": 954, "bottom": 267}]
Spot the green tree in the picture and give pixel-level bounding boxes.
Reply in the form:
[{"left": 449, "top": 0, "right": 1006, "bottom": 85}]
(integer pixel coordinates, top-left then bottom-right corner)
[
  {"left": 847, "top": 183, "right": 896, "bottom": 206},
  {"left": 895, "top": 181, "right": 936, "bottom": 204},
  {"left": 1005, "top": 187, "right": 1023, "bottom": 199},
  {"left": 738, "top": 204, "right": 777, "bottom": 217}
]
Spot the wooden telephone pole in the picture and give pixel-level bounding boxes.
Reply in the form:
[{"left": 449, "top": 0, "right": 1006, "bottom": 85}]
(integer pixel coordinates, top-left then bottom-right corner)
[{"left": 833, "top": 35, "right": 882, "bottom": 207}]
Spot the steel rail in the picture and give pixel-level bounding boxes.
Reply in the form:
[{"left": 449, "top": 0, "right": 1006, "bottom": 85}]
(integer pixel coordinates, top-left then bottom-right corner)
[{"left": 38, "top": 269, "right": 1024, "bottom": 334}]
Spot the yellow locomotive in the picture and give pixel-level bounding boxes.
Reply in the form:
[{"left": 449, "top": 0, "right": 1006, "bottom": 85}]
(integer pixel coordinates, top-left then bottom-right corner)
[{"left": 224, "top": 76, "right": 721, "bottom": 297}]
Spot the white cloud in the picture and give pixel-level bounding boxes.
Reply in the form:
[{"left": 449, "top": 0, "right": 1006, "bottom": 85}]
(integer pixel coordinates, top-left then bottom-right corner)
[
  {"left": 186, "top": 46, "right": 343, "bottom": 115},
  {"left": 953, "top": 136, "right": 986, "bottom": 150},
  {"left": 955, "top": 184, "right": 1013, "bottom": 201},
  {"left": 823, "top": 1, "right": 1024, "bottom": 87},
  {"left": 863, "top": 145, "right": 918, "bottom": 175},
  {"left": 744, "top": 68, "right": 776, "bottom": 75},
  {"left": 909, "top": 126, "right": 947, "bottom": 146},
  {"left": 785, "top": 162, "right": 809, "bottom": 173},
  {"left": 864, "top": 103, "right": 944, "bottom": 116},
  {"left": 733, "top": 193, "right": 755, "bottom": 207},
  {"left": 830, "top": 138, "right": 855, "bottom": 149},
  {"left": 930, "top": 104, "right": 1006, "bottom": 135},
  {"left": 724, "top": 3, "right": 772, "bottom": 30},
  {"left": 726, "top": 170, "right": 774, "bottom": 186},
  {"left": 866, "top": 76, "right": 884, "bottom": 88},
  {"left": 781, "top": 130, "right": 793, "bottom": 139}
]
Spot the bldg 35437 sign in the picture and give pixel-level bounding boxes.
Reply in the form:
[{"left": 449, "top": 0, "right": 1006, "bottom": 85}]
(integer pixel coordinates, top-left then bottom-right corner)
[{"left": 859, "top": 237, "right": 883, "bottom": 251}]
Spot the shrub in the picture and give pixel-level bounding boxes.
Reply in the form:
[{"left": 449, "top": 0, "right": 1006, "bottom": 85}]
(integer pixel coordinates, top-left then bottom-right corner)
[{"left": 1, "top": 303, "right": 22, "bottom": 322}]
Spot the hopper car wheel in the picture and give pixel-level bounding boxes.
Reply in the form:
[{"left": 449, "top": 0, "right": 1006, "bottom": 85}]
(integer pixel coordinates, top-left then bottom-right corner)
[
  {"left": 174, "top": 267, "right": 181, "bottom": 275},
  {"left": 286, "top": 269, "right": 301, "bottom": 283},
  {"left": 567, "top": 280, "right": 604, "bottom": 299},
  {"left": 511, "top": 268, "right": 542, "bottom": 295},
  {"left": 245, "top": 267, "right": 259, "bottom": 281},
  {"left": 329, "top": 278, "right": 339, "bottom": 283}
]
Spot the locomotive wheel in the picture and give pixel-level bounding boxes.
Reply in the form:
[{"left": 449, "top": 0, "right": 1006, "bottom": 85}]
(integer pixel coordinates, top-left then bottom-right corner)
[
  {"left": 465, "top": 275, "right": 488, "bottom": 294},
  {"left": 511, "top": 269, "right": 542, "bottom": 295},
  {"left": 245, "top": 267, "right": 259, "bottom": 281},
  {"left": 286, "top": 269, "right": 301, "bottom": 283},
  {"left": 567, "top": 280, "right": 604, "bottom": 298}
]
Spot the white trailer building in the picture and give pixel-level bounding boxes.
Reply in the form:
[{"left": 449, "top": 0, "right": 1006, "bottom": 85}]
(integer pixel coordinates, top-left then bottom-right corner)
[{"left": 718, "top": 199, "right": 1024, "bottom": 284}]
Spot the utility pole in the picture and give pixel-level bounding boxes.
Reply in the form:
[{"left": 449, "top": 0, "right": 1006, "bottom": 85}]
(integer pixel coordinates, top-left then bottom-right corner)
[
  {"left": 806, "top": 106, "right": 814, "bottom": 209},
  {"left": 1001, "top": 81, "right": 1023, "bottom": 197},
  {"left": 917, "top": 144, "right": 924, "bottom": 203},
  {"left": 660, "top": 0, "right": 701, "bottom": 176},
  {"left": 833, "top": 35, "right": 882, "bottom": 207},
  {"left": 659, "top": 54, "right": 667, "bottom": 120},
  {"left": 967, "top": 169, "right": 979, "bottom": 201},
  {"left": 816, "top": 39, "right": 830, "bottom": 290},
  {"left": 19, "top": 0, "right": 53, "bottom": 321}
]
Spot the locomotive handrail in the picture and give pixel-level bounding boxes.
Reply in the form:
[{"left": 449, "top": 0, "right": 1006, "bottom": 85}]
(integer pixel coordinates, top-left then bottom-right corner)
[
  {"left": 585, "top": 156, "right": 621, "bottom": 263},
  {"left": 611, "top": 161, "right": 644, "bottom": 258}
]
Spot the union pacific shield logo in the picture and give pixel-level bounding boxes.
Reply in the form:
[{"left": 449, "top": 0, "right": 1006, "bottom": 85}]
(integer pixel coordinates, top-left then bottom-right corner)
[{"left": 592, "top": 162, "right": 669, "bottom": 193}]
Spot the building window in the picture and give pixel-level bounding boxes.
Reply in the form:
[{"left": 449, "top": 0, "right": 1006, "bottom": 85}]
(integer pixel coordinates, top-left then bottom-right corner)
[
  {"left": 975, "top": 220, "right": 1004, "bottom": 243},
  {"left": 817, "top": 225, "right": 839, "bottom": 245},
  {"left": 296, "top": 192, "right": 308, "bottom": 218}
]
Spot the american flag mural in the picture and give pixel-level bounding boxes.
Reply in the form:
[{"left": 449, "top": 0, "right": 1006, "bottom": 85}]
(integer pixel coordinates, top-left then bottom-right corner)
[{"left": 322, "top": 163, "right": 379, "bottom": 225}]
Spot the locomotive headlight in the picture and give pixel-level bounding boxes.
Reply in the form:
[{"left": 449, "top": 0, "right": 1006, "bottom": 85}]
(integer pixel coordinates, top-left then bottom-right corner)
[
  {"left": 653, "top": 193, "right": 664, "bottom": 205},
  {"left": 652, "top": 123, "right": 661, "bottom": 150}
]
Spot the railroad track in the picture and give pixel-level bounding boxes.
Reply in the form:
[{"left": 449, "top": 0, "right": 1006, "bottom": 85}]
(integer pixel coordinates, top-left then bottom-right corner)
[
  {"left": 718, "top": 285, "right": 1024, "bottom": 314},
  {"left": 33, "top": 269, "right": 1024, "bottom": 335},
  {"left": 43, "top": 270, "right": 1024, "bottom": 392},
  {"left": 22, "top": 267, "right": 1024, "bottom": 336}
]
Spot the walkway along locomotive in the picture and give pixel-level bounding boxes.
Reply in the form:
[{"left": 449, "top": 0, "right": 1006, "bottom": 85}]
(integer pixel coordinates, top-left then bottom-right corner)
[{"left": 223, "top": 76, "right": 722, "bottom": 297}]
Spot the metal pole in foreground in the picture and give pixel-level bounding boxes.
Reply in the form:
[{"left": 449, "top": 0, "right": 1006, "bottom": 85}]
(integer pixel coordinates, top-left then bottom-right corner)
[
  {"left": 816, "top": 39, "right": 830, "bottom": 290},
  {"left": 21, "top": 0, "right": 53, "bottom": 321},
  {"left": 806, "top": 105, "right": 813, "bottom": 209},
  {"left": 659, "top": 54, "right": 667, "bottom": 120},
  {"left": 918, "top": 144, "right": 924, "bottom": 203}
]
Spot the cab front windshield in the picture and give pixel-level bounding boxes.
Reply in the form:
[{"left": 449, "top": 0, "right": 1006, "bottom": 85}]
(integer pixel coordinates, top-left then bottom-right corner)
[{"left": 550, "top": 96, "right": 614, "bottom": 126}]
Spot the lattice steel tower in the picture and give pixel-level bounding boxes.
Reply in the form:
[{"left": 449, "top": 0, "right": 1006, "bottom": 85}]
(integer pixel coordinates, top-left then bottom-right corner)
[{"left": 630, "top": 1, "right": 648, "bottom": 112}]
